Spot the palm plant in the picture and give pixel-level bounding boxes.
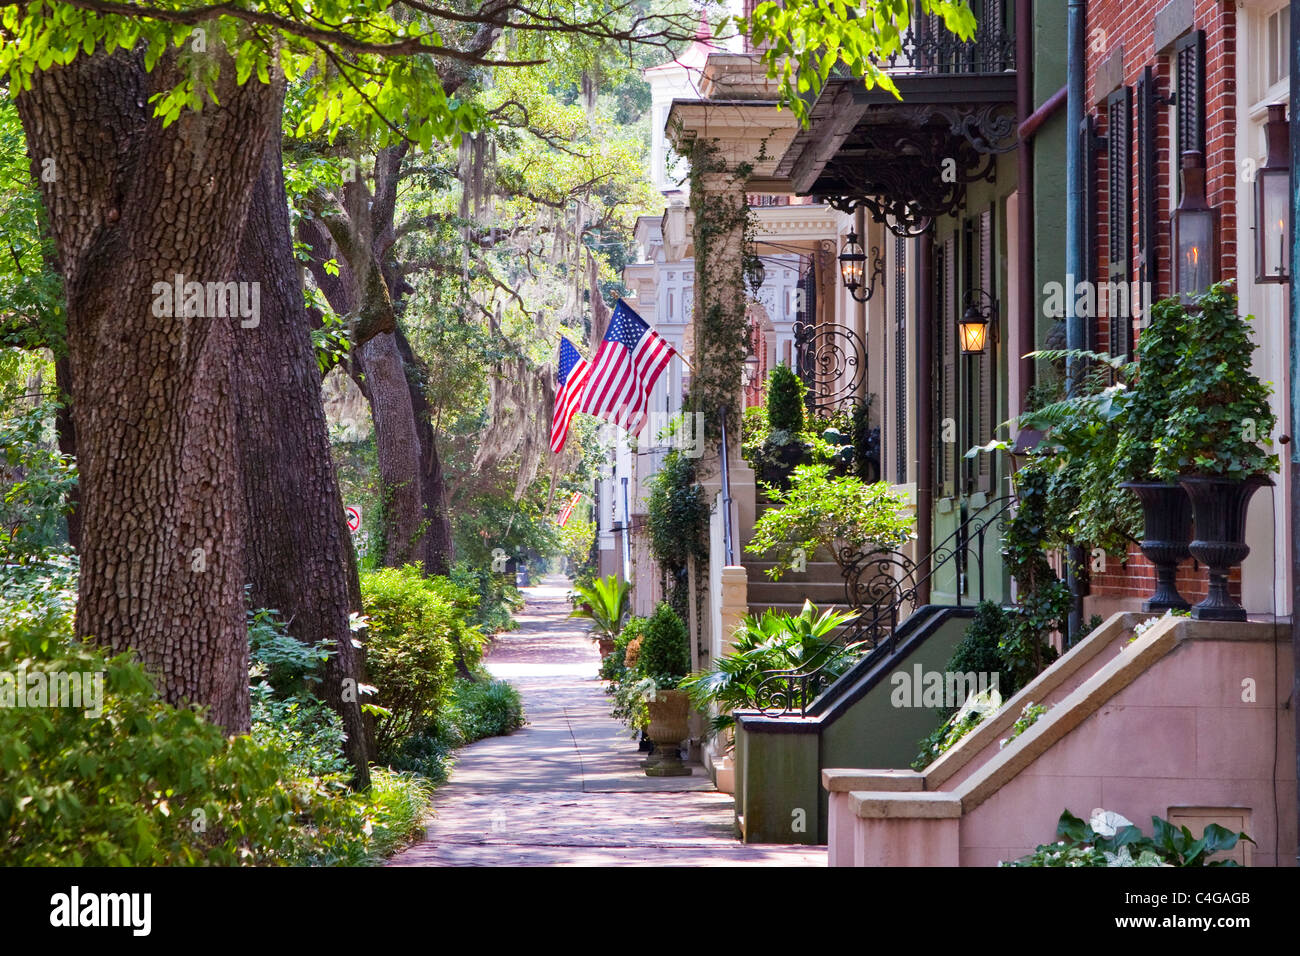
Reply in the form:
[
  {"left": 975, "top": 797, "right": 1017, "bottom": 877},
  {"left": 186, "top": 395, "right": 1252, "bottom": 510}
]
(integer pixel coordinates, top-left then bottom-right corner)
[
  {"left": 680, "top": 600, "right": 859, "bottom": 740},
  {"left": 568, "top": 574, "right": 631, "bottom": 642}
]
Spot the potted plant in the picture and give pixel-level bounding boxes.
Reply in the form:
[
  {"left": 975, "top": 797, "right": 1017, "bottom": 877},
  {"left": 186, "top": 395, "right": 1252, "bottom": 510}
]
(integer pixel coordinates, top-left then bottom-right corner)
[
  {"left": 1152, "top": 283, "right": 1278, "bottom": 621},
  {"left": 1114, "top": 296, "right": 1195, "bottom": 612},
  {"left": 630, "top": 604, "right": 693, "bottom": 776},
  {"left": 569, "top": 574, "right": 630, "bottom": 656},
  {"left": 757, "top": 363, "right": 807, "bottom": 488}
]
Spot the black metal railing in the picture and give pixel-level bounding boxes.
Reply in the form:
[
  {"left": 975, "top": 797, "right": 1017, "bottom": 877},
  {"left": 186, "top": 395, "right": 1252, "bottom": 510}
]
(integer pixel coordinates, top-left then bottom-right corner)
[
  {"left": 882, "top": 9, "right": 1015, "bottom": 76},
  {"left": 751, "top": 493, "right": 1015, "bottom": 715}
]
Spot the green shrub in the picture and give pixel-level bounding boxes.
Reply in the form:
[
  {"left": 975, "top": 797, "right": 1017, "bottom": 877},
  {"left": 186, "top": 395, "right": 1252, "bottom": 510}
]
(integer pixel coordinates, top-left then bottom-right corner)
[
  {"left": 247, "top": 602, "right": 333, "bottom": 697},
  {"left": 361, "top": 769, "right": 435, "bottom": 860},
  {"left": 384, "top": 732, "right": 454, "bottom": 785},
  {"left": 766, "top": 362, "right": 805, "bottom": 438},
  {"left": 633, "top": 603, "right": 691, "bottom": 689},
  {"left": 360, "top": 566, "right": 460, "bottom": 755},
  {"left": 1003, "top": 808, "right": 1254, "bottom": 867},
  {"left": 448, "top": 678, "right": 525, "bottom": 741},
  {"left": 946, "top": 601, "right": 1018, "bottom": 703},
  {"left": 250, "top": 683, "right": 350, "bottom": 778},
  {"left": 0, "top": 611, "right": 377, "bottom": 866}
]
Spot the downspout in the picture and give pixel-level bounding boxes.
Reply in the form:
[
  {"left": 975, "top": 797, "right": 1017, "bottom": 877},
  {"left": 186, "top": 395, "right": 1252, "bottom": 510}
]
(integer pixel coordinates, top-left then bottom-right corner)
[
  {"left": 1064, "top": 0, "right": 1088, "bottom": 643},
  {"left": 916, "top": 229, "right": 934, "bottom": 605},
  {"left": 1015, "top": 0, "right": 1035, "bottom": 415},
  {"left": 1288, "top": 0, "right": 1300, "bottom": 868}
]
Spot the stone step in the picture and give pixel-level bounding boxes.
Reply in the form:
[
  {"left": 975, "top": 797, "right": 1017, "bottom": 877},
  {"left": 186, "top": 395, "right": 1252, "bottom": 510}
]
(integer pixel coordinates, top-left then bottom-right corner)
[
  {"left": 746, "top": 580, "right": 849, "bottom": 604},
  {"left": 742, "top": 560, "right": 844, "bottom": 585}
]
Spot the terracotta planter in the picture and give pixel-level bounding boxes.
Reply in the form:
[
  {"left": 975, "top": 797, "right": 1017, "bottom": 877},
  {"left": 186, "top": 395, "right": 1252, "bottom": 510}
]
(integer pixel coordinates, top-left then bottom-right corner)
[
  {"left": 643, "top": 688, "right": 691, "bottom": 777},
  {"left": 596, "top": 637, "right": 616, "bottom": 658},
  {"left": 1119, "top": 481, "right": 1192, "bottom": 613},
  {"left": 1179, "top": 475, "right": 1271, "bottom": 622}
]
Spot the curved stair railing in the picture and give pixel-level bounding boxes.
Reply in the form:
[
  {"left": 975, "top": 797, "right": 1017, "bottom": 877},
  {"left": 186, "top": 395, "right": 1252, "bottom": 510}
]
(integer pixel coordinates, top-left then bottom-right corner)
[{"left": 751, "top": 494, "right": 1015, "bottom": 716}]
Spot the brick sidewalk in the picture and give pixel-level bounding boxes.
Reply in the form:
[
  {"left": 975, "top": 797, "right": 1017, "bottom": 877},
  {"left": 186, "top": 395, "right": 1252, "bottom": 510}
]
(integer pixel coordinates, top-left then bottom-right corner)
[{"left": 387, "top": 576, "right": 826, "bottom": 866}]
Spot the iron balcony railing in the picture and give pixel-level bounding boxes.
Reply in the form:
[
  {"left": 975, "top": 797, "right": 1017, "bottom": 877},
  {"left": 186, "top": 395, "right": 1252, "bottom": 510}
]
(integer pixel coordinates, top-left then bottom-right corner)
[
  {"left": 882, "top": 9, "right": 1016, "bottom": 76},
  {"left": 751, "top": 493, "right": 1016, "bottom": 716}
]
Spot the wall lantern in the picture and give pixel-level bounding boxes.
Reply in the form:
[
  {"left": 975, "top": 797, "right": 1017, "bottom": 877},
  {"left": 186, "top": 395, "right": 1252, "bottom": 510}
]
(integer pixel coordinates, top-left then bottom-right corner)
[
  {"left": 1255, "top": 104, "right": 1291, "bottom": 285},
  {"left": 745, "top": 254, "right": 765, "bottom": 293},
  {"left": 742, "top": 352, "right": 761, "bottom": 387},
  {"left": 838, "top": 229, "right": 884, "bottom": 302},
  {"left": 959, "top": 290, "right": 996, "bottom": 354},
  {"left": 1172, "top": 150, "right": 1221, "bottom": 302}
]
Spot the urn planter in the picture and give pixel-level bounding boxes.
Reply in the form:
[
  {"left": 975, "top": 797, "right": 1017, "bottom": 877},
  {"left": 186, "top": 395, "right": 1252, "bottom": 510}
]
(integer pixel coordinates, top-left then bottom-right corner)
[
  {"left": 1178, "top": 475, "right": 1271, "bottom": 622},
  {"left": 643, "top": 688, "right": 691, "bottom": 777},
  {"left": 1119, "top": 481, "right": 1193, "bottom": 613},
  {"left": 596, "top": 637, "right": 616, "bottom": 658}
]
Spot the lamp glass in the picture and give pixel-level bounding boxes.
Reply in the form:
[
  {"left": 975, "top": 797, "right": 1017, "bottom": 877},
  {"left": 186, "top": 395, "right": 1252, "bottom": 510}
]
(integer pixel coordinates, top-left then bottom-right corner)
[
  {"left": 1174, "top": 210, "right": 1214, "bottom": 299},
  {"left": 839, "top": 232, "right": 865, "bottom": 290},
  {"left": 959, "top": 315, "right": 989, "bottom": 354},
  {"left": 1257, "top": 167, "right": 1289, "bottom": 282}
]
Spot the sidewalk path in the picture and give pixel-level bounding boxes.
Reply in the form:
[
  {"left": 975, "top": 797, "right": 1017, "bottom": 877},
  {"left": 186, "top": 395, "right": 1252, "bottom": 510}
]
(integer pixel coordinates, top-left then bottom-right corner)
[{"left": 388, "top": 575, "right": 827, "bottom": 866}]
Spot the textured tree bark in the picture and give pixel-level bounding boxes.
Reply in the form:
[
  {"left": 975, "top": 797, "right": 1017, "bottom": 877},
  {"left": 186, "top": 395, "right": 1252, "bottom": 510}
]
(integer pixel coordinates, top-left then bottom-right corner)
[
  {"left": 17, "top": 50, "right": 279, "bottom": 731},
  {"left": 299, "top": 214, "right": 437, "bottom": 573},
  {"left": 53, "top": 355, "right": 80, "bottom": 551},
  {"left": 233, "top": 129, "right": 375, "bottom": 780},
  {"left": 394, "top": 327, "right": 453, "bottom": 575}
]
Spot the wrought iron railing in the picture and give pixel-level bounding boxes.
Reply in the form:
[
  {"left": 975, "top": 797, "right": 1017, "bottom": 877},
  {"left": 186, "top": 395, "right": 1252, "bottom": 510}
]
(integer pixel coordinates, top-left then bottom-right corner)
[
  {"left": 751, "top": 493, "right": 1015, "bottom": 716},
  {"left": 882, "top": 9, "right": 1015, "bottom": 76}
]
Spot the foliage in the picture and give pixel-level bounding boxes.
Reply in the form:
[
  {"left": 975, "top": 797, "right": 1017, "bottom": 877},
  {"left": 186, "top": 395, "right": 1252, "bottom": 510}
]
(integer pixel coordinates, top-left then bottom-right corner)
[
  {"left": 450, "top": 561, "right": 521, "bottom": 635},
  {"left": 0, "top": 609, "right": 419, "bottom": 866},
  {"left": 645, "top": 446, "right": 708, "bottom": 616},
  {"left": 0, "top": 392, "right": 76, "bottom": 564},
  {"left": 999, "top": 701, "right": 1047, "bottom": 750},
  {"left": 911, "top": 686, "right": 1001, "bottom": 770},
  {"left": 1152, "top": 284, "right": 1278, "bottom": 480},
  {"left": 736, "top": 0, "right": 976, "bottom": 125},
  {"left": 360, "top": 769, "right": 436, "bottom": 862},
  {"left": 569, "top": 573, "right": 631, "bottom": 642},
  {"left": 631, "top": 603, "right": 691, "bottom": 690},
  {"left": 766, "top": 362, "right": 805, "bottom": 438},
  {"left": 436, "top": 677, "right": 526, "bottom": 745},
  {"left": 360, "top": 566, "right": 464, "bottom": 755},
  {"left": 747, "top": 463, "right": 914, "bottom": 578},
  {"left": 599, "top": 615, "right": 646, "bottom": 683},
  {"left": 250, "top": 683, "right": 351, "bottom": 779},
  {"left": 1003, "top": 808, "right": 1254, "bottom": 867},
  {"left": 680, "top": 600, "right": 859, "bottom": 740},
  {"left": 247, "top": 603, "right": 333, "bottom": 698},
  {"left": 998, "top": 463, "right": 1066, "bottom": 686},
  {"left": 946, "top": 601, "right": 1018, "bottom": 702}
]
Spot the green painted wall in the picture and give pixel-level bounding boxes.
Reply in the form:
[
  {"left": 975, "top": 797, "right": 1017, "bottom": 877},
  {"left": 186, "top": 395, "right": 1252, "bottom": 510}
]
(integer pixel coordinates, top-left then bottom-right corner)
[
  {"left": 735, "top": 611, "right": 974, "bottom": 844},
  {"left": 1033, "top": 1, "right": 1069, "bottom": 366}
]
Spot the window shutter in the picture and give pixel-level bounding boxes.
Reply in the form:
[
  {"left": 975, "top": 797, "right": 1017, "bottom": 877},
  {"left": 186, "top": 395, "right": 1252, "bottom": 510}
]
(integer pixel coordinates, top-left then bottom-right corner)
[
  {"left": 977, "top": 208, "right": 994, "bottom": 491},
  {"left": 1081, "top": 113, "right": 1100, "bottom": 292},
  {"left": 1106, "top": 86, "right": 1133, "bottom": 359},
  {"left": 1175, "top": 30, "right": 1206, "bottom": 160},
  {"left": 894, "top": 233, "right": 908, "bottom": 486},
  {"left": 940, "top": 236, "right": 957, "bottom": 498},
  {"left": 1136, "top": 67, "right": 1159, "bottom": 312}
]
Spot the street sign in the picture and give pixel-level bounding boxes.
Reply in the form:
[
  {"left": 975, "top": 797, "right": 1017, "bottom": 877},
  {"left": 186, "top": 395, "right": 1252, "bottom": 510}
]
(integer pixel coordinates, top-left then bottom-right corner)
[{"left": 346, "top": 505, "right": 362, "bottom": 533}]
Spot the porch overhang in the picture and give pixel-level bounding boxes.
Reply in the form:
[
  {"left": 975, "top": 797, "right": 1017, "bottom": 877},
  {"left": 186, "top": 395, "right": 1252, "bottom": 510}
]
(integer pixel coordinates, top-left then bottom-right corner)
[
  {"left": 774, "top": 71, "right": 1017, "bottom": 236},
  {"left": 666, "top": 99, "right": 801, "bottom": 193}
]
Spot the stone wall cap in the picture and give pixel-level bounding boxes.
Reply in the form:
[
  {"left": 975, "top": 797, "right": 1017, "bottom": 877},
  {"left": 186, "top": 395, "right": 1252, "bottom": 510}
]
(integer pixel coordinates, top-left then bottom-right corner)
[
  {"left": 850, "top": 791, "right": 962, "bottom": 819},
  {"left": 822, "top": 768, "right": 924, "bottom": 792}
]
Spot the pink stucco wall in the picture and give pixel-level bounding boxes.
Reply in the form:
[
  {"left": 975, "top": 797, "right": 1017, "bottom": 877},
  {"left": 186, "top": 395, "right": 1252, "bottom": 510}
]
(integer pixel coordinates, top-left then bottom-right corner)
[{"left": 958, "top": 635, "right": 1296, "bottom": 866}]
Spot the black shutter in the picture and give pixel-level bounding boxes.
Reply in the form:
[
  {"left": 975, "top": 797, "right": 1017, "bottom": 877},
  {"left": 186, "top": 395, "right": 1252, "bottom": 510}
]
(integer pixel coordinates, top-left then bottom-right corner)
[
  {"left": 936, "top": 237, "right": 957, "bottom": 498},
  {"left": 1106, "top": 86, "right": 1133, "bottom": 359},
  {"left": 894, "top": 233, "right": 908, "bottom": 486},
  {"left": 977, "top": 208, "right": 994, "bottom": 492},
  {"left": 1175, "top": 30, "right": 1206, "bottom": 161},
  {"left": 1136, "top": 67, "right": 1159, "bottom": 313}
]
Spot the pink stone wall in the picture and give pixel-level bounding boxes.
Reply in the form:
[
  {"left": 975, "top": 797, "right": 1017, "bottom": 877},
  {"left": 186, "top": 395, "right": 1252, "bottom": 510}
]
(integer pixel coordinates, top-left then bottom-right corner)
[{"left": 958, "top": 636, "right": 1296, "bottom": 866}]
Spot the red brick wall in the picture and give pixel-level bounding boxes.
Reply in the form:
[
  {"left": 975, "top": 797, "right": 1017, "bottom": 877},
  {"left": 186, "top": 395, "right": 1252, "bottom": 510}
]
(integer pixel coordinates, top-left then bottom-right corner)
[{"left": 1085, "top": 0, "right": 1238, "bottom": 603}]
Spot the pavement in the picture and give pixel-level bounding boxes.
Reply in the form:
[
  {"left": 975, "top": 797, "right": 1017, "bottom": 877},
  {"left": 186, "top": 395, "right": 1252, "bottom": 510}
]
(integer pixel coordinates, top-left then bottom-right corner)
[{"left": 387, "top": 575, "right": 827, "bottom": 867}]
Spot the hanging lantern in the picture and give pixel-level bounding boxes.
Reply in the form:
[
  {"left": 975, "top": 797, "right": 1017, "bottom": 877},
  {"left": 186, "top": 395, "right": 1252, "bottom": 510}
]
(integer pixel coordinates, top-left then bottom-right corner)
[
  {"left": 1172, "top": 150, "right": 1221, "bottom": 302},
  {"left": 1254, "top": 104, "right": 1290, "bottom": 285},
  {"left": 838, "top": 229, "right": 883, "bottom": 302}
]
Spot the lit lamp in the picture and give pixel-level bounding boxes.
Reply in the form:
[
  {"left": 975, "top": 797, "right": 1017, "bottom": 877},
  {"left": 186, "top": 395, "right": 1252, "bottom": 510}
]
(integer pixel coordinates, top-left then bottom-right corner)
[
  {"left": 959, "top": 290, "right": 995, "bottom": 354},
  {"left": 838, "top": 229, "right": 884, "bottom": 302},
  {"left": 1254, "top": 104, "right": 1290, "bottom": 284},
  {"left": 1172, "top": 150, "right": 1221, "bottom": 302},
  {"left": 743, "top": 352, "right": 761, "bottom": 387}
]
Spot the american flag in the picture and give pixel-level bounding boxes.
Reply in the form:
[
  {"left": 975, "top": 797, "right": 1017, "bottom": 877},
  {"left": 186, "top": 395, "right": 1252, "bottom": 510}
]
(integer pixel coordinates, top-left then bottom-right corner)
[
  {"left": 556, "top": 491, "right": 583, "bottom": 527},
  {"left": 578, "top": 299, "right": 675, "bottom": 435},
  {"left": 550, "top": 336, "right": 590, "bottom": 453}
]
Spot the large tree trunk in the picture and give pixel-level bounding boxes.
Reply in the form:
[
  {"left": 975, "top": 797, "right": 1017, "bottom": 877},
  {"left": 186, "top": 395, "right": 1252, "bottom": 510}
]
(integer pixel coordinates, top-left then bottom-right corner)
[
  {"left": 53, "top": 355, "right": 80, "bottom": 551},
  {"left": 233, "top": 129, "right": 375, "bottom": 780},
  {"left": 394, "top": 327, "right": 453, "bottom": 574},
  {"left": 17, "top": 50, "right": 280, "bottom": 731},
  {"left": 299, "top": 216, "right": 434, "bottom": 572}
]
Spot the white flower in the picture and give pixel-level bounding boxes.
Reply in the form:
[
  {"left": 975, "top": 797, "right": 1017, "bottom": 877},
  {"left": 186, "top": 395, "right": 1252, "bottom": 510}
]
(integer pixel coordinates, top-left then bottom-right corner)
[{"left": 1090, "top": 807, "right": 1134, "bottom": 838}]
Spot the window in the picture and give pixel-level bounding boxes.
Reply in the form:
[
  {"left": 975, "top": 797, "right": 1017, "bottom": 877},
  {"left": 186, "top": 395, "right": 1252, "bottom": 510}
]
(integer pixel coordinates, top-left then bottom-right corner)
[{"left": 1268, "top": 6, "right": 1290, "bottom": 90}]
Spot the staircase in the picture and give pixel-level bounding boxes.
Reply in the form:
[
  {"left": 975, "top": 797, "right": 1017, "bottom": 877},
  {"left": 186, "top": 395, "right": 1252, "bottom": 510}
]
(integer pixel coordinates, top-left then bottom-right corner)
[{"left": 741, "top": 559, "right": 849, "bottom": 617}]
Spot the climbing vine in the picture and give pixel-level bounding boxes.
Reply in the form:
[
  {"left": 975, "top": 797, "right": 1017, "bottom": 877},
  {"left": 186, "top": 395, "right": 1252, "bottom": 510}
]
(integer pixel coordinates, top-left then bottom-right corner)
[{"left": 680, "top": 134, "right": 757, "bottom": 445}]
